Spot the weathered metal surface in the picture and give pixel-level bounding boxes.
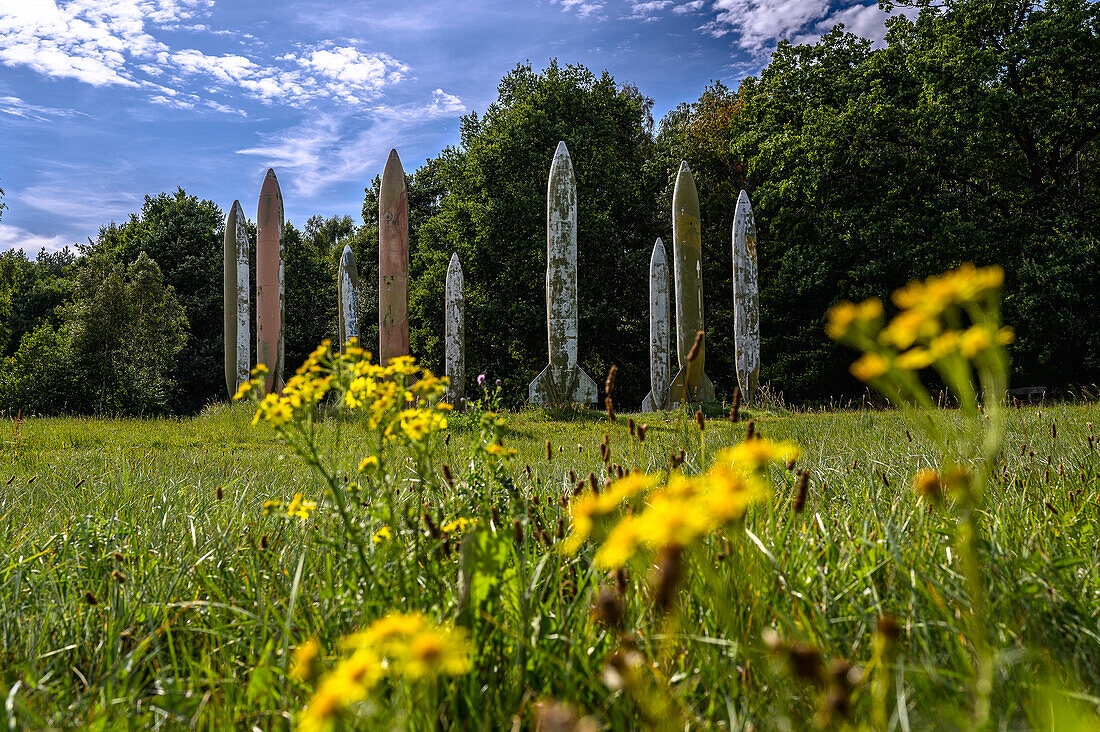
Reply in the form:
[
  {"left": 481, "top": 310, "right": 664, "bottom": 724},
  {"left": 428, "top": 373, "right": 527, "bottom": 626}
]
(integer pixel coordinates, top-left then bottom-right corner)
[
  {"left": 732, "top": 189, "right": 761, "bottom": 401},
  {"left": 378, "top": 148, "right": 409, "bottom": 364},
  {"left": 668, "top": 161, "right": 714, "bottom": 405},
  {"left": 529, "top": 141, "right": 597, "bottom": 406},
  {"left": 642, "top": 238, "right": 671, "bottom": 412},
  {"left": 338, "top": 244, "right": 359, "bottom": 348},
  {"left": 444, "top": 252, "right": 464, "bottom": 405},
  {"left": 223, "top": 199, "right": 250, "bottom": 397},
  {"left": 256, "top": 168, "right": 284, "bottom": 392}
]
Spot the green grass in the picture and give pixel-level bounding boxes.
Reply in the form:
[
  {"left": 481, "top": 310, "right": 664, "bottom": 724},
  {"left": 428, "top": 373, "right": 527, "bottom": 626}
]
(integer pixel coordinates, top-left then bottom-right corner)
[{"left": 2, "top": 401, "right": 1099, "bottom": 729}]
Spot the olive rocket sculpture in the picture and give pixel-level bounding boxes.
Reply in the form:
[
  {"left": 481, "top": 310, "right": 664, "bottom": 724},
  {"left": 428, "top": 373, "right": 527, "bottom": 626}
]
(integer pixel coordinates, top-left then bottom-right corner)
[
  {"left": 223, "top": 199, "right": 249, "bottom": 397},
  {"left": 338, "top": 244, "right": 359, "bottom": 348},
  {"left": 642, "top": 238, "right": 671, "bottom": 412},
  {"left": 668, "top": 161, "right": 715, "bottom": 405},
  {"left": 529, "top": 141, "right": 597, "bottom": 406},
  {"left": 444, "top": 253, "right": 465, "bottom": 405},
  {"left": 256, "top": 168, "right": 284, "bottom": 393},
  {"left": 379, "top": 149, "right": 409, "bottom": 364},
  {"left": 732, "top": 189, "right": 761, "bottom": 401}
]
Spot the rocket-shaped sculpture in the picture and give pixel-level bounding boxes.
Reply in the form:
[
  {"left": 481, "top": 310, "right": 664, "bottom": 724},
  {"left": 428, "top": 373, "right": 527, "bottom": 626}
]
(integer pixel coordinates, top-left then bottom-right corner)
[
  {"left": 668, "top": 161, "right": 714, "bottom": 405},
  {"left": 732, "top": 190, "right": 761, "bottom": 401},
  {"left": 379, "top": 149, "right": 409, "bottom": 363},
  {"left": 223, "top": 200, "right": 250, "bottom": 397},
  {"left": 642, "top": 238, "right": 671, "bottom": 412},
  {"left": 256, "top": 168, "right": 284, "bottom": 392},
  {"left": 444, "top": 253, "right": 464, "bottom": 405},
  {"left": 529, "top": 141, "right": 597, "bottom": 406},
  {"left": 338, "top": 244, "right": 359, "bottom": 348}
]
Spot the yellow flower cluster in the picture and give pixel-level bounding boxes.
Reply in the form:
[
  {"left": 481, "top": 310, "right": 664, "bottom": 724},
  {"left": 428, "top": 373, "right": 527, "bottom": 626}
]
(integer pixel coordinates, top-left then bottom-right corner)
[
  {"left": 262, "top": 493, "right": 318, "bottom": 520},
  {"left": 564, "top": 440, "right": 797, "bottom": 568},
  {"left": 827, "top": 264, "right": 1013, "bottom": 384},
  {"left": 235, "top": 338, "right": 451, "bottom": 449},
  {"left": 299, "top": 613, "right": 472, "bottom": 731}
]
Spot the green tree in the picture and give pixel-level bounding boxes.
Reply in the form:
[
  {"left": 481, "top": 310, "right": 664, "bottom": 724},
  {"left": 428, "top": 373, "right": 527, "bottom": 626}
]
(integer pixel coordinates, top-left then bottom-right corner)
[
  {"left": 399, "top": 61, "right": 662, "bottom": 405},
  {"left": 62, "top": 251, "right": 187, "bottom": 414},
  {"left": 91, "top": 189, "right": 222, "bottom": 412},
  {"left": 677, "top": 0, "right": 1100, "bottom": 399}
]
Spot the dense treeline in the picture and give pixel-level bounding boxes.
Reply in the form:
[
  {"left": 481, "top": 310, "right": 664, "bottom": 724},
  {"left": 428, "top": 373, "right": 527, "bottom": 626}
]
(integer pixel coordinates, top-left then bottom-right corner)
[{"left": 1, "top": 0, "right": 1097, "bottom": 415}]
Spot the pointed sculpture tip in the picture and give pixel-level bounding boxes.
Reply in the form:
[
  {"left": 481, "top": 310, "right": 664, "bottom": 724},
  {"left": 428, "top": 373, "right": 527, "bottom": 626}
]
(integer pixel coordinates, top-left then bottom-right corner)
[
  {"left": 342, "top": 243, "right": 353, "bottom": 255},
  {"left": 555, "top": 140, "right": 569, "bottom": 157},
  {"left": 679, "top": 160, "right": 690, "bottom": 174},
  {"left": 231, "top": 199, "right": 242, "bottom": 211},
  {"left": 449, "top": 252, "right": 460, "bottom": 266},
  {"left": 265, "top": 167, "right": 277, "bottom": 178},
  {"left": 737, "top": 189, "right": 750, "bottom": 204}
]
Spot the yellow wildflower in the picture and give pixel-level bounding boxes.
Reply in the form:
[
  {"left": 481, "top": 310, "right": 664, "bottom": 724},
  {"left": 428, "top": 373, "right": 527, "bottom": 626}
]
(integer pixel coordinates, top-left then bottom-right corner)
[
  {"left": 593, "top": 515, "right": 644, "bottom": 568},
  {"left": 959, "top": 325, "right": 994, "bottom": 358},
  {"left": 371, "top": 526, "right": 391, "bottom": 545},
  {"left": 262, "top": 499, "right": 283, "bottom": 515},
  {"left": 290, "top": 639, "right": 321, "bottom": 682},
  {"left": 357, "top": 455, "right": 380, "bottom": 473},
  {"left": 895, "top": 347, "right": 934, "bottom": 370},
  {"left": 484, "top": 443, "right": 517, "bottom": 458},
  {"left": 400, "top": 626, "right": 473, "bottom": 679},
  {"left": 851, "top": 352, "right": 890, "bottom": 382},
  {"left": 441, "top": 517, "right": 475, "bottom": 535},
  {"left": 911, "top": 469, "right": 941, "bottom": 500},
  {"left": 721, "top": 439, "right": 800, "bottom": 472},
  {"left": 826, "top": 297, "right": 883, "bottom": 339},
  {"left": 232, "top": 381, "right": 252, "bottom": 401},
  {"left": 286, "top": 492, "right": 318, "bottom": 520}
]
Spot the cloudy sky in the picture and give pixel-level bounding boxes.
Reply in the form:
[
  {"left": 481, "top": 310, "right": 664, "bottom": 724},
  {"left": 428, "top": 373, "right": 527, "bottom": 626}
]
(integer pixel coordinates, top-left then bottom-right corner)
[{"left": 0, "top": 0, "right": 905, "bottom": 252}]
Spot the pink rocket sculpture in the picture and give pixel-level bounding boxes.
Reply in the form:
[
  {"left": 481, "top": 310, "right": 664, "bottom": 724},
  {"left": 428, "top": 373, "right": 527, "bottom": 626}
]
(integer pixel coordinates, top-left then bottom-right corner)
[
  {"left": 256, "top": 168, "right": 284, "bottom": 392},
  {"left": 378, "top": 149, "right": 409, "bottom": 364}
]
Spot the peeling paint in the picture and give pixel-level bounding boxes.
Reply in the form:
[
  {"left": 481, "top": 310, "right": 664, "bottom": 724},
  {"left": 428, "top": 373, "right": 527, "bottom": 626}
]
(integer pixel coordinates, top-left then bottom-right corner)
[
  {"left": 444, "top": 253, "right": 464, "bottom": 405},
  {"left": 642, "top": 238, "right": 671, "bottom": 412},
  {"left": 668, "top": 162, "right": 714, "bottom": 405},
  {"left": 529, "top": 141, "right": 597, "bottom": 406},
  {"left": 733, "top": 190, "right": 761, "bottom": 401},
  {"left": 223, "top": 199, "right": 250, "bottom": 396},
  {"left": 338, "top": 245, "right": 359, "bottom": 348}
]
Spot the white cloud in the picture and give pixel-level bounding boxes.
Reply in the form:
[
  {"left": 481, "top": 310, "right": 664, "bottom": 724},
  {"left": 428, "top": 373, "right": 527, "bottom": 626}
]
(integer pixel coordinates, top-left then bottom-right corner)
[
  {"left": 237, "top": 89, "right": 466, "bottom": 197},
  {"left": 0, "top": 2, "right": 410, "bottom": 110},
  {"left": 0, "top": 95, "right": 83, "bottom": 121},
  {"left": 0, "top": 223, "right": 72, "bottom": 253},
  {"left": 553, "top": 0, "right": 606, "bottom": 18},
  {"left": 673, "top": 1, "right": 707, "bottom": 14},
  {"left": 624, "top": 1, "right": 673, "bottom": 19},
  {"left": 699, "top": 1, "right": 913, "bottom": 53}
]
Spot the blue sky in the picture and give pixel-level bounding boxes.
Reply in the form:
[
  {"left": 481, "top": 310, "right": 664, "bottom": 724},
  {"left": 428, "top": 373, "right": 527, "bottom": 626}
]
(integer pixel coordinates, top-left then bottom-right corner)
[{"left": 0, "top": 1, "right": 907, "bottom": 252}]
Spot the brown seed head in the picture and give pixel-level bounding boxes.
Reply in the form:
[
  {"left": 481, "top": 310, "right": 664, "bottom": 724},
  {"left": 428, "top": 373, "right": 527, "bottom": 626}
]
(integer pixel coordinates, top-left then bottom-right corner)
[
  {"left": 556, "top": 517, "right": 565, "bottom": 540},
  {"left": 651, "top": 545, "right": 684, "bottom": 615},
  {"left": 614, "top": 567, "right": 627, "bottom": 596},
  {"left": 637, "top": 424, "right": 648, "bottom": 442},
  {"left": 628, "top": 417, "right": 636, "bottom": 436},
  {"left": 746, "top": 420, "right": 756, "bottom": 440},
  {"left": 695, "top": 409, "right": 705, "bottom": 432},
  {"left": 112, "top": 570, "right": 127, "bottom": 585},
  {"left": 260, "top": 534, "right": 269, "bottom": 550},
  {"left": 786, "top": 642, "right": 823, "bottom": 683},
  {"left": 686, "top": 330, "right": 704, "bottom": 364},
  {"left": 84, "top": 591, "right": 98, "bottom": 606},
  {"left": 594, "top": 586, "right": 625, "bottom": 630},
  {"left": 444, "top": 432, "right": 451, "bottom": 446},
  {"left": 589, "top": 472, "right": 598, "bottom": 493},
  {"left": 441, "top": 463, "right": 456, "bottom": 490},
  {"left": 793, "top": 470, "right": 809, "bottom": 513},
  {"left": 423, "top": 512, "right": 441, "bottom": 539},
  {"left": 215, "top": 485, "right": 224, "bottom": 500},
  {"left": 513, "top": 519, "right": 524, "bottom": 546},
  {"left": 605, "top": 396, "right": 616, "bottom": 422},
  {"left": 731, "top": 387, "right": 741, "bottom": 423},
  {"left": 605, "top": 365, "right": 617, "bottom": 395},
  {"left": 876, "top": 614, "right": 901, "bottom": 644},
  {"left": 546, "top": 439, "right": 553, "bottom": 461}
]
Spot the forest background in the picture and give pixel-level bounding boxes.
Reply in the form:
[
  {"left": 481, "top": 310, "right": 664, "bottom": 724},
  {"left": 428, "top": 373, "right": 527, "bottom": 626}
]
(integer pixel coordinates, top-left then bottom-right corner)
[{"left": 0, "top": 0, "right": 1097, "bottom": 416}]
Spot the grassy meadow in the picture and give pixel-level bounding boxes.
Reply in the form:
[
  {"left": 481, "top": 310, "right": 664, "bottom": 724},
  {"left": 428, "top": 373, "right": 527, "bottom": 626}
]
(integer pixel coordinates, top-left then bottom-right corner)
[{"left": 1, "top": 400, "right": 1099, "bottom": 729}]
